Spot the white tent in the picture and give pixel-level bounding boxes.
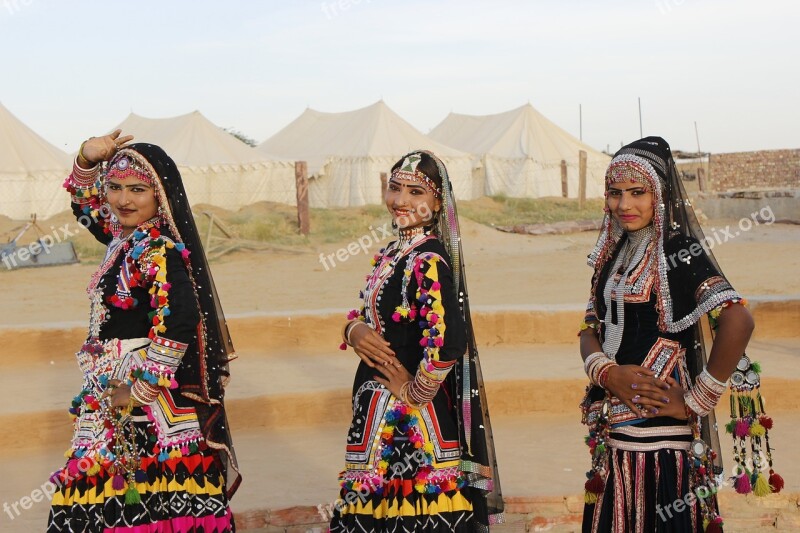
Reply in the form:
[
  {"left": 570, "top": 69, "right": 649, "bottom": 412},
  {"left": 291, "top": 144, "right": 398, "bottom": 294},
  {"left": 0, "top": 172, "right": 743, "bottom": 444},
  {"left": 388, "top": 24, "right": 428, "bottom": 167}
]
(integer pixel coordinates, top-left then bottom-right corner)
[
  {"left": 0, "top": 103, "right": 71, "bottom": 219},
  {"left": 258, "top": 101, "right": 477, "bottom": 207},
  {"left": 113, "top": 111, "right": 296, "bottom": 208},
  {"left": 428, "top": 104, "right": 609, "bottom": 199}
]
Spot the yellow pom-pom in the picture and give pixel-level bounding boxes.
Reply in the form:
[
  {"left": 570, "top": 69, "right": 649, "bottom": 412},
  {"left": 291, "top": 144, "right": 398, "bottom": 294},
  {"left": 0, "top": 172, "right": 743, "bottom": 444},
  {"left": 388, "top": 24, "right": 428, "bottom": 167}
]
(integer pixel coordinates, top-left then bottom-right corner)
[
  {"left": 64, "top": 448, "right": 73, "bottom": 458},
  {"left": 169, "top": 448, "right": 182, "bottom": 459},
  {"left": 415, "top": 483, "right": 426, "bottom": 493},
  {"left": 423, "top": 442, "right": 434, "bottom": 453},
  {"left": 749, "top": 421, "right": 766, "bottom": 437},
  {"left": 584, "top": 491, "right": 598, "bottom": 504},
  {"left": 753, "top": 473, "right": 772, "bottom": 496}
]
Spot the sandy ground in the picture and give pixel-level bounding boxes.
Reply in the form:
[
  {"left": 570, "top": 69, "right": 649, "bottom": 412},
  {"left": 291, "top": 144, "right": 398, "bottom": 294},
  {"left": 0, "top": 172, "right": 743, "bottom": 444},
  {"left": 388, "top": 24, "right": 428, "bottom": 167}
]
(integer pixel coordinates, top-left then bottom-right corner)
[
  {"left": 0, "top": 212, "right": 798, "bottom": 531},
  {"left": 2, "top": 216, "right": 799, "bottom": 327}
]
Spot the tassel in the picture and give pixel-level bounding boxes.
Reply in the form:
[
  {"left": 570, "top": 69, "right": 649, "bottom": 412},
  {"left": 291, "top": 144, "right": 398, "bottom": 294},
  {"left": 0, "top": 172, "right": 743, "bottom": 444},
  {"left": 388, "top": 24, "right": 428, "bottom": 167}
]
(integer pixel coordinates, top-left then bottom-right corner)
[
  {"left": 749, "top": 421, "right": 766, "bottom": 437},
  {"left": 584, "top": 491, "right": 598, "bottom": 504},
  {"left": 584, "top": 473, "right": 605, "bottom": 494},
  {"left": 753, "top": 473, "right": 772, "bottom": 496},
  {"left": 112, "top": 474, "right": 126, "bottom": 491},
  {"left": 759, "top": 415, "right": 773, "bottom": 430},
  {"left": 769, "top": 471, "right": 784, "bottom": 493},
  {"left": 734, "top": 419, "right": 750, "bottom": 438},
  {"left": 134, "top": 469, "right": 148, "bottom": 483},
  {"left": 705, "top": 517, "right": 724, "bottom": 533},
  {"left": 734, "top": 473, "right": 752, "bottom": 494},
  {"left": 124, "top": 484, "right": 141, "bottom": 505}
]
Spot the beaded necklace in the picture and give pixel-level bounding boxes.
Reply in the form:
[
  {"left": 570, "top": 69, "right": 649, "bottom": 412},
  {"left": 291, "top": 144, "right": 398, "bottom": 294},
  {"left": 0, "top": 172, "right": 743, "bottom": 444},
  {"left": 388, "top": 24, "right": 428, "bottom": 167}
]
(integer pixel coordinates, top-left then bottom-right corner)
[{"left": 360, "top": 228, "right": 434, "bottom": 334}]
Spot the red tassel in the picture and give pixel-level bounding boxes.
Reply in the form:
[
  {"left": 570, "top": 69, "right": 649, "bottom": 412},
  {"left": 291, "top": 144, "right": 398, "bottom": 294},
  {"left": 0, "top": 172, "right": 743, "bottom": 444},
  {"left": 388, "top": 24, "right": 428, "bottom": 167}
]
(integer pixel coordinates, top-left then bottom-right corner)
[
  {"left": 584, "top": 473, "right": 605, "bottom": 494},
  {"left": 705, "top": 518, "right": 724, "bottom": 533},
  {"left": 759, "top": 415, "right": 773, "bottom": 430},
  {"left": 769, "top": 471, "right": 784, "bottom": 493}
]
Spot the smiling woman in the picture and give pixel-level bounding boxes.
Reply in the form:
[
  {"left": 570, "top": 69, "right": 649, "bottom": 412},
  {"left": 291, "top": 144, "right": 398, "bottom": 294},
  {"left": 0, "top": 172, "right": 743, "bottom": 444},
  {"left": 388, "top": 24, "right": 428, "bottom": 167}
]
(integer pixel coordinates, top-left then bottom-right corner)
[
  {"left": 331, "top": 150, "right": 503, "bottom": 532},
  {"left": 48, "top": 130, "right": 240, "bottom": 532},
  {"left": 104, "top": 177, "right": 158, "bottom": 234},
  {"left": 578, "top": 137, "right": 764, "bottom": 532}
]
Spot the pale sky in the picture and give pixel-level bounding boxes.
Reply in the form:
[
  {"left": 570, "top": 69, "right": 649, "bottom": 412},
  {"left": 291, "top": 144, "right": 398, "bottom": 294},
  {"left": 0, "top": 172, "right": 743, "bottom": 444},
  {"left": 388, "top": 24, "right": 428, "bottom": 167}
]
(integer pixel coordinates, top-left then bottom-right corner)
[{"left": 1, "top": 0, "right": 797, "bottom": 155}]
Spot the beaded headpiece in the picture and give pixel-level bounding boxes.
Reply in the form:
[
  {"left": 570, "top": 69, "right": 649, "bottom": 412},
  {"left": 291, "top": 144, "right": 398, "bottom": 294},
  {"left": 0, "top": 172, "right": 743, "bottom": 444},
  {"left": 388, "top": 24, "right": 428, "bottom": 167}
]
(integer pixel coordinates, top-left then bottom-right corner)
[
  {"left": 105, "top": 150, "right": 157, "bottom": 186},
  {"left": 390, "top": 153, "right": 442, "bottom": 198}
]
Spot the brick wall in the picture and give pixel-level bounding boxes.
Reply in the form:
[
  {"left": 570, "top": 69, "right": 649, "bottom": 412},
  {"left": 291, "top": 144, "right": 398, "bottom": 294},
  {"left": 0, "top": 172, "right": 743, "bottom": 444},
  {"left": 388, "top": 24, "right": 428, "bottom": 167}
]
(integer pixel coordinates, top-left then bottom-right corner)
[{"left": 708, "top": 149, "right": 800, "bottom": 191}]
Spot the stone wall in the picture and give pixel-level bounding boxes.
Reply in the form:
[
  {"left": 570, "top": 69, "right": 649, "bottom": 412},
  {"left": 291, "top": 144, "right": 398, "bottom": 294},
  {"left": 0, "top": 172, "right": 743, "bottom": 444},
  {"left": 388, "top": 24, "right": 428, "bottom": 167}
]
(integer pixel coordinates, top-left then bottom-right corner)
[{"left": 708, "top": 149, "right": 800, "bottom": 191}]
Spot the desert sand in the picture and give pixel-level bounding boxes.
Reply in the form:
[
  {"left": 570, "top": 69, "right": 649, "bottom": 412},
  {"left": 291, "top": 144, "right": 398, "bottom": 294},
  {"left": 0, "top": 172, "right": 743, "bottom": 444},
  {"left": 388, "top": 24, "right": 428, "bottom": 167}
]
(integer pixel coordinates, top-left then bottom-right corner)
[{"left": 1, "top": 212, "right": 799, "bottom": 532}]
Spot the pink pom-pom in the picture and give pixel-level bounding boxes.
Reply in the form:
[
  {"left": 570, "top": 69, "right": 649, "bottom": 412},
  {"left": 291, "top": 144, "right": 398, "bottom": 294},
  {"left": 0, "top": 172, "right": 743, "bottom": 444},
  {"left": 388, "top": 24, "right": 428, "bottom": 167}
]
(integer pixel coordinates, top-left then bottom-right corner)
[
  {"left": 420, "top": 307, "right": 429, "bottom": 317},
  {"left": 431, "top": 281, "right": 441, "bottom": 291},
  {"left": 734, "top": 419, "right": 751, "bottom": 438},
  {"left": 181, "top": 445, "right": 190, "bottom": 455},
  {"left": 67, "top": 460, "right": 80, "bottom": 478},
  {"left": 419, "top": 338, "right": 428, "bottom": 347},
  {"left": 427, "top": 313, "right": 439, "bottom": 324},
  {"left": 169, "top": 378, "right": 178, "bottom": 389},
  {"left": 347, "top": 309, "right": 360, "bottom": 320},
  {"left": 392, "top": 312, "right": 401, "bottom": 322},
  {"left": 408, "top": 309, "right": 418, "bottom": 319},
  {"left": 181, "top": 249, "right": 191, "bottom": 259},
  {"left": 433, "top": 337, "right": 444, "bottom": 347},
  {"left": 339, "top": 342, "right": 347, "bottom": 351},
  {"left": 161, "top": 282, "right": 171, "bottom": 291},
  {"left": 734, "top": 473, "right": 752, "bottom": 494}
]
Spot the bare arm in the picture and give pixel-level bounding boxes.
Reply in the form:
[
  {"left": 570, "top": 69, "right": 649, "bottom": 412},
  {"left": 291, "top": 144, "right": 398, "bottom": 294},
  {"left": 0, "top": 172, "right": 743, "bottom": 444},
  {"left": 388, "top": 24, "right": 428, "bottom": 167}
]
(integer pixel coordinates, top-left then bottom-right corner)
[{"left": 706, "top": 303, "right": 755, "bottom": 381}]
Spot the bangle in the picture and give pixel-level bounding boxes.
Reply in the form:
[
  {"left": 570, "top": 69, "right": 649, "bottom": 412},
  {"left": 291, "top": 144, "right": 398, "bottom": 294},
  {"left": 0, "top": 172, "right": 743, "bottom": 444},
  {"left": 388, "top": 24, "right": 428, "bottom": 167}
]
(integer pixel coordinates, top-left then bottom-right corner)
[
  {"left": 342, "top": 320, "right": 364, "bottom": 346},
  {"left": 684, "top": 368, "right": 727, "bottom": 417},
  {"left": 78, "top": 141, "right": 94, "bottom": 166},
  {"left": 584, "top": 351, "right": 617, "bottom": 388},
  {"left": 399, "top": 380, "right": 423, "bottom": 409}
]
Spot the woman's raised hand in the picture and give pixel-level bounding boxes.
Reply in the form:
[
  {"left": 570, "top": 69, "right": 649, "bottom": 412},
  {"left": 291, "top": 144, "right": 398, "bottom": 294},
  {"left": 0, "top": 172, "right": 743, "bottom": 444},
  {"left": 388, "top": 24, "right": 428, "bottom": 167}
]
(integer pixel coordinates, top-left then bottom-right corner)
[
  {"left": 79, "top": 129, "right": 134, "bottom": 166},
  {"left": 349, "top": 322, "right": 397, "bottom": 368}
]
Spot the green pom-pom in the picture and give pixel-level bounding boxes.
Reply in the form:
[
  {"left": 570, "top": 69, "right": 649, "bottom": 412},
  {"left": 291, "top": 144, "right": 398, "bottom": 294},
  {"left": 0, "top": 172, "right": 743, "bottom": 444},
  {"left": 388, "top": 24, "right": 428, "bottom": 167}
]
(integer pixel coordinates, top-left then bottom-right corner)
[
  {"left": 124, "top": 484, "right": 141, "bottom": 505},
  {"left": 750, "top": 361, "right": 762, "bottom": 374},
  {"left": 725, "top": 420, "right": 736, "bottom": 434}
]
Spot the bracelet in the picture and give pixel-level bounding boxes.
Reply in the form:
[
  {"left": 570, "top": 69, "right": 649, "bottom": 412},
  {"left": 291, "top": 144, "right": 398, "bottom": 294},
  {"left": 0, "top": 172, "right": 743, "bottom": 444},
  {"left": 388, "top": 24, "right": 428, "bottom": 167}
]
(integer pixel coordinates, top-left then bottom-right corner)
[
  {"left": 684, "top": 368, "right": 727, "bottom": 417},
  {"left": 78, "top": 141, "right": 94, "bottom": 166},
  {"left": 131, "top": 379, "right": 160, "bottom": 405},
  {"left": 399, "top": 380, "right": 423, "bottom": 409},
  {"left": 342, "top": 320, "right": 364, "bottom": 346},
  {"left": 584, "top": 352, "right": 617, "bottom": 388}
]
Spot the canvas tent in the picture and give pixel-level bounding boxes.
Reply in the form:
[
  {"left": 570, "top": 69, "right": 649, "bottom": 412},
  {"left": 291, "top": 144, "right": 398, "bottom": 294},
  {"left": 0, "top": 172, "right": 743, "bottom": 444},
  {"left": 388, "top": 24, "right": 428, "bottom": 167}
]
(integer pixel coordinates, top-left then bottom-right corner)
[
  {"left": 257, "top": 101, "right": 477, "bottom": 207},
  {"left": 0, "top": 103, "right": 71, "bottom": 220},
  {"left": 428, "top": 104, "right": 609, "bottom": 199},
  {"left": 113, "top": 111, "right": 296, "bottom": 208}
]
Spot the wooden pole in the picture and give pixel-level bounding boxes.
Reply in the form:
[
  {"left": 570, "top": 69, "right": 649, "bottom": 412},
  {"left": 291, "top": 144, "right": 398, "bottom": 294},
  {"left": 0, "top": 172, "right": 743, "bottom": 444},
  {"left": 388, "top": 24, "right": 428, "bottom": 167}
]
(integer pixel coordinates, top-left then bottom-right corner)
[
  {"left": 380, "top": 172, "right": 388, "bottom": 197},
  {"left": 697, "top": 166, "right": 706, "bottom": 193},
  {"left": 560, "top": 159, "right": 568, "bottom": 198},
  {"left": 578, "top": 150, "right": 587, "bottom": 210},
  {"left": 295, "top": 161, "right": 310, "bottom": 236}
]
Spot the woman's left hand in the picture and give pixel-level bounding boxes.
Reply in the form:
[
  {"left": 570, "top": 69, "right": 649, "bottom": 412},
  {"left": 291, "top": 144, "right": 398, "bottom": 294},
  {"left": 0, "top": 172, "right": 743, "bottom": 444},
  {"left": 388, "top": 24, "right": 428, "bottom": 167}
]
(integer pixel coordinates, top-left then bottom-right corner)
[
  {"left": 643, "top": 376, "right": 688, "bottom": 419},
  {"left": 102, "top": 379, "right": 133, "bottom": 409},
  {"left": 373, "top": 361, "right": 414, "bottom": 399}
]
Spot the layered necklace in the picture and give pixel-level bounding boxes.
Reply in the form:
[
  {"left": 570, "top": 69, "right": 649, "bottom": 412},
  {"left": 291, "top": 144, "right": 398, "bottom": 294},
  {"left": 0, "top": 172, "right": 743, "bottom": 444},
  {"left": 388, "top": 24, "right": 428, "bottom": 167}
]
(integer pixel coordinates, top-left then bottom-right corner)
[{"left": 601, "top": 224, "right": 655, "bottom": 358}]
